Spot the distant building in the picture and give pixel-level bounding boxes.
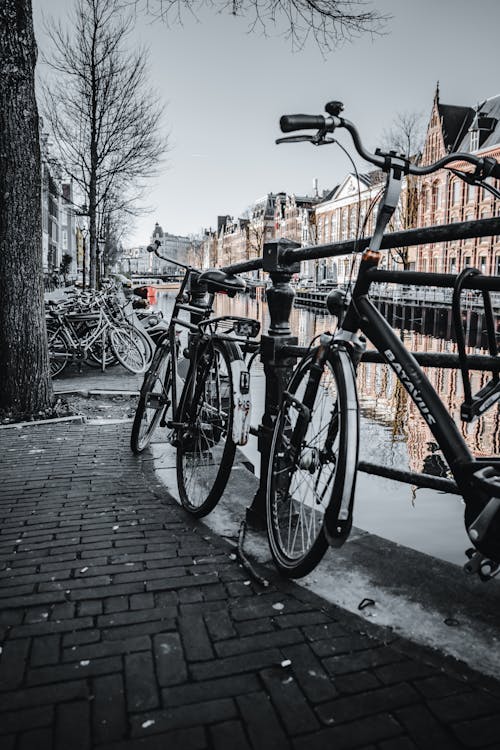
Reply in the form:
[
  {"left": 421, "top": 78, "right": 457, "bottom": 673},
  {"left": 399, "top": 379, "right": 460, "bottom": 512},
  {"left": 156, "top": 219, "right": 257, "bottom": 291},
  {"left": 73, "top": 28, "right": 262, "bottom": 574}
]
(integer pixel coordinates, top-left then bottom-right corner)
[
  {"left": 40, "top": 125, "right": 77, "bottom": 283},
  {"left": 313, "top": 171, "right": 388, "bottom": 284},
  {"left": 150, "top": 222, "right": 192, "bottom": 275}
]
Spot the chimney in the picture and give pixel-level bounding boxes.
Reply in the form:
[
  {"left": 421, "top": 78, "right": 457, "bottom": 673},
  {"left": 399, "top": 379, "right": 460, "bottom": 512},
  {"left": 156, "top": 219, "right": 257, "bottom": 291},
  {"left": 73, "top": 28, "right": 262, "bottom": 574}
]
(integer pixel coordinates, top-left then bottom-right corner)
[{"left": 313, "top": 178, "right": 319, "bottom": 198}]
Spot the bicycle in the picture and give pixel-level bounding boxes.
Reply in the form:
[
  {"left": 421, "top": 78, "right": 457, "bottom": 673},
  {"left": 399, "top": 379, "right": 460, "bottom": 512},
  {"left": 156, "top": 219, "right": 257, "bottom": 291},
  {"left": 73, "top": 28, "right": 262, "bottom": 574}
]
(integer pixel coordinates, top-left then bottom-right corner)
[
  {"left": 266, "top": 100, "right": 500, "bottom": 578},
  {"left": 46, "top": 295, "right": 147, "bottom": 377},
  {"left": 130, "top": 242, "right": 261, "bottom": 517}
]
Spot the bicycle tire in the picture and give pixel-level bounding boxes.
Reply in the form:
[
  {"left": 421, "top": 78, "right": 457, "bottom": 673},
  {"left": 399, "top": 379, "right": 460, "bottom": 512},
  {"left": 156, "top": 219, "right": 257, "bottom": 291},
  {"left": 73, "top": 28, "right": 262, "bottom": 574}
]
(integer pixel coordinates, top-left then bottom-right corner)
[
  {"left": 176, "top": 339, "right": 236, "bottom": 517},
  {"left": 131, "top": 342, "right": 172, "bottom": 453},
  {"left": 109, "top": 327, "right": 147, "bottom": 374},
  {"left": 122, "top": 322, "right": 154, "bottom": 368},
  {"left": 47, "top": 326, "right": 71, "bottom": 378},
  {"left": 266, "top": 346, "right": 359, "bottom": 578}
]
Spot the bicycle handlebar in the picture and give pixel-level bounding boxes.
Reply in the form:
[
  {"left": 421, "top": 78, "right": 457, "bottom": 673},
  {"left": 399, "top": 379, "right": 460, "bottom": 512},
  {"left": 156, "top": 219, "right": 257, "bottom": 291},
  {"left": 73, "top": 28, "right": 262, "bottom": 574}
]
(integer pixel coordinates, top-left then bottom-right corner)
[{"left": 279, "top": 103, "right": 500, "bottom": 180}]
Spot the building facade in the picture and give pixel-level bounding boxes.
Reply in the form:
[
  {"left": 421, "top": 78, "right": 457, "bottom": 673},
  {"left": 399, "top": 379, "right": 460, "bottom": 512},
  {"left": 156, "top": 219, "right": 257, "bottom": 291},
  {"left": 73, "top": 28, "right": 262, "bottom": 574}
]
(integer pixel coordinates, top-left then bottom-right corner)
[
  {"left": 149, "top": 223, "right": 193, "bottom": 275},
  {"left": 40, "top": 126, "right": 78, "bottom": 284},
  {"left": 416, "top": 87, "right": 500, "bottom": 275}
]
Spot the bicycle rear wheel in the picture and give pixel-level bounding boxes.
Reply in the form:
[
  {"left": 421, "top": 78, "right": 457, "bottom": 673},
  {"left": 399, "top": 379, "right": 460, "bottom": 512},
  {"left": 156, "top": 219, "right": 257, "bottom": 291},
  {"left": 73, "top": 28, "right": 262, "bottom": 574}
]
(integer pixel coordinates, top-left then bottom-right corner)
[
  {"left": 266, "top": 346, "right": 359, "bottom": 578},
  {"left": 176, "top": 340, "right": 236, "bottom": 517},
  {"left": 131, "top": 342, "right": 171, "bottom": 453},
  {"left": 109, "top": 327, "right": 147, "bottom": 373}
]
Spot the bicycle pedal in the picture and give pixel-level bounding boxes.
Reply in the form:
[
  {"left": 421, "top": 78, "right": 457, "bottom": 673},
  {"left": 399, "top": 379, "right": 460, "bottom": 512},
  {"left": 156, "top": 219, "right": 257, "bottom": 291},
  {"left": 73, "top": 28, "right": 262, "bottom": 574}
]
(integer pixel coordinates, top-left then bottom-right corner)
[{"left": 463, "top": 549, "right": 499, "bottom": 581}]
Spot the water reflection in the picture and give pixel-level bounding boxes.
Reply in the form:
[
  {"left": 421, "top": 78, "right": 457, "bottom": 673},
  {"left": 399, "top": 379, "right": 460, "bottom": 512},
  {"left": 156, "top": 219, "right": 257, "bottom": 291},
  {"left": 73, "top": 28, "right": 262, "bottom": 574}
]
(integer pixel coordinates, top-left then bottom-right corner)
[{"left": 154, "top": 288, "right": 499, "bottom": 565}]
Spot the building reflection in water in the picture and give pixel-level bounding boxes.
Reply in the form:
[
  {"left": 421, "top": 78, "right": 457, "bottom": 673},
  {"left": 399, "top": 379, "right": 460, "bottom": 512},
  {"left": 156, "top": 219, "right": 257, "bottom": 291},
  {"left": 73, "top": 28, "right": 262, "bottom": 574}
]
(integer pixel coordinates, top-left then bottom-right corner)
[{"left": 214, "top": 291, "right": 500, "bottom": 478}]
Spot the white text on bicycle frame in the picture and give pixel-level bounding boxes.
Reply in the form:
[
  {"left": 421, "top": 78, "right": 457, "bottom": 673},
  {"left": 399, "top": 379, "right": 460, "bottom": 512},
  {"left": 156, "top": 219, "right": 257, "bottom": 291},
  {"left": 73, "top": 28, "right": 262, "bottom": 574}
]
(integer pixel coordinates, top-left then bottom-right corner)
[{"left": 383, "top": 349, "right": 436, "bottom": 426}]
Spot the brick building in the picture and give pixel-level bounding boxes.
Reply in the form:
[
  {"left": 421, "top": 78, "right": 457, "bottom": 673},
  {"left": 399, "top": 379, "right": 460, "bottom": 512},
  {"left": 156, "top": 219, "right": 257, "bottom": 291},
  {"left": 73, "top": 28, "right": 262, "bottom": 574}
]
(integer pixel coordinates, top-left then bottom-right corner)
[{"left": 416, "top": 86, "right": 500, "bottom": 275}]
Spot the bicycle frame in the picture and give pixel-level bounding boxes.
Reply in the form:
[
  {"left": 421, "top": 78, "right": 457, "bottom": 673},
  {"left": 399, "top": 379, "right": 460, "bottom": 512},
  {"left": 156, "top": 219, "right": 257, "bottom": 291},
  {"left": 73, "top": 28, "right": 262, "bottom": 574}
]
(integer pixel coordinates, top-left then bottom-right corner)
[
  {"left": 143, "top": 259, "right": 258, "bottom": 447},
  {"left": 339, "top": 264, "right": 474, "bottom": 484}
]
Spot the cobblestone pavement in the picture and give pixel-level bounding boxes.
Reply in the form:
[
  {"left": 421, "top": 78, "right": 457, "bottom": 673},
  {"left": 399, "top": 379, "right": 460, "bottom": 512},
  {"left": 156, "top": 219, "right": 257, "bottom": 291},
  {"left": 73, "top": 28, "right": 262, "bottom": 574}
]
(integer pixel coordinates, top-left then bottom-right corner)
[{"left": 1, "top": 422, "right": 500, "bottom": 749}]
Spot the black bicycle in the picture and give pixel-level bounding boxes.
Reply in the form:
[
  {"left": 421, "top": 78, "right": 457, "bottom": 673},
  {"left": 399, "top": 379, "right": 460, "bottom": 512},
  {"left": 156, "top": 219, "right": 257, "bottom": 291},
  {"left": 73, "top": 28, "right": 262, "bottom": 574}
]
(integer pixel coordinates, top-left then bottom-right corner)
[
  {"left": 131, "top": 243, "right": 260, "bottom": 517},
  {"left": 266, "top": 101, "right": 500, "bottom": 578}
]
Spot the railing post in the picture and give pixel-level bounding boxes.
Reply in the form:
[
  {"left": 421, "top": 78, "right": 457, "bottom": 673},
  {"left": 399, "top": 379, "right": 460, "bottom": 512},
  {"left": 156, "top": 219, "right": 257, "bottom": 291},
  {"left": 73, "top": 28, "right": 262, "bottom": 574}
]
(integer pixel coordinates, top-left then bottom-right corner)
[{"left": 246, "top": 238, "right": 301, "bottom": 529}]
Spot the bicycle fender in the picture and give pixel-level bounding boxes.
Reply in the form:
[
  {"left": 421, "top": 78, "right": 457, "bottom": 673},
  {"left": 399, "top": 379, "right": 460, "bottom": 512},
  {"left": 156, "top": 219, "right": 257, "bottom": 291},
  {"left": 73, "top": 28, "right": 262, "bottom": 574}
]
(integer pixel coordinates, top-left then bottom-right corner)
[{"left": 230, "top": 358, "right": 251, "bottom": 446}]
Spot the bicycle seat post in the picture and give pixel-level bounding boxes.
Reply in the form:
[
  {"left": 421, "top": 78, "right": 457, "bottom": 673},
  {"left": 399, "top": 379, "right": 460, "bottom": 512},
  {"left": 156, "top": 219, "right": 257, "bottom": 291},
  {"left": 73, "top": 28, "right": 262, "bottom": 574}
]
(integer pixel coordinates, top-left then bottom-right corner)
[{"left": 246, "top": 238, "right": 301, "bottom": 529}]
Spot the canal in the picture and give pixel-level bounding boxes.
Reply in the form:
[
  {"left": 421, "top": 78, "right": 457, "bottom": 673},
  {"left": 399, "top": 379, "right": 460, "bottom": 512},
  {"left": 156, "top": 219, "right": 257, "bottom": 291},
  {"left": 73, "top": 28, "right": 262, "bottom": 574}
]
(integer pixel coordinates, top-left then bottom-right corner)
[{"left": 153, "top": 289, "right": 499, "bottom": 567}]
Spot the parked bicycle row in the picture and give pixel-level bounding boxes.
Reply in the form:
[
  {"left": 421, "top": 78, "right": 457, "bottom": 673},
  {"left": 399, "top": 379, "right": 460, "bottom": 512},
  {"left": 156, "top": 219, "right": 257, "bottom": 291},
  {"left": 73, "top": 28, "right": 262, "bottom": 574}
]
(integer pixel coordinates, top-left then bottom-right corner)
[
  {"left": 46, "top": 280, "right": 154, "bottom": 377},
  {"left": 130, "top": 101, "right": 500, "bottom": 584}
]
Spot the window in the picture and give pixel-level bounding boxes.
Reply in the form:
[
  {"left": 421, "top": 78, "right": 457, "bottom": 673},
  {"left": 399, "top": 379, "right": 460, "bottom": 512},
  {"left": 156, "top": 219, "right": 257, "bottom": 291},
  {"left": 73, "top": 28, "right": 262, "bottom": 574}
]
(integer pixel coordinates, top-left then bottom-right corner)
[
  {"left": 341, "top": 210, "right": 348, "bottom": 240},
  {"left": 467, "top": 183, "right": 475, "bottom": 203},
  {"left": 449, "top": 257, "right": 457, "bottom": 273},
  {"left": 431, "top": 181, "right": 441, "bottom": 215},
  {"left": 480, "top": 256, "right": 487, "bottom": 273},
  {"left": 496, "top": 256, "right": 500, "bottom": 275},
  {"left": 464, "top": 255, "right": 471, "bottom": 268},
  {"left": 451, "top": 180, "right": 461, "bottom": 206},
  {"left": 470, "top": 130, "right": 479, "bottom": 151},
  {"left": 330, "top": 214, "right": 337, "bottom": 241}
]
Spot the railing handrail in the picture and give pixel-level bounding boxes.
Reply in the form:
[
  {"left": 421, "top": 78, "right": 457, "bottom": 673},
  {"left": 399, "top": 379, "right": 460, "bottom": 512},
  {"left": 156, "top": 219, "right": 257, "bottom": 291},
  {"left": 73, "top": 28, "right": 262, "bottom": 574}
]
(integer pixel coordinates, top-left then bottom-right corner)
[{"left": 219, "top": 215, "right": 500, "bottom": 277}]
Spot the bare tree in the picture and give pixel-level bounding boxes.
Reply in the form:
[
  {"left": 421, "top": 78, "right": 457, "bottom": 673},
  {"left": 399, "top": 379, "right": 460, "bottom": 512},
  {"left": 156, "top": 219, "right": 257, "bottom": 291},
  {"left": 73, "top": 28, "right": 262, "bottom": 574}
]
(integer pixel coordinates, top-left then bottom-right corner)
[
  {"left": 140, "top": 0, "right": 387, "bottom": 51},
  {"left": 1, "top": 0, "right": 384, "bottom": 420},
  {"left": 42, "top": 0, "right": 168, "bottom": 288},
  {"left": 0, "top": 0, "right": 53, "bottom": 421}
]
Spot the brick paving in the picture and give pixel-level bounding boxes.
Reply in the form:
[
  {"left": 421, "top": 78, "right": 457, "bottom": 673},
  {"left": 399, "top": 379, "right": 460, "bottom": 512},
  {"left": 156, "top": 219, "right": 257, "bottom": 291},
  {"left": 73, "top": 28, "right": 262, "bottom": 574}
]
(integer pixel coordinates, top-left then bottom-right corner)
[
  {"left": 1, "top": 421, "right": 500, "bottom": 749},
  {"left": 52, "top": 364, "right": 143, "bottom": 395}
]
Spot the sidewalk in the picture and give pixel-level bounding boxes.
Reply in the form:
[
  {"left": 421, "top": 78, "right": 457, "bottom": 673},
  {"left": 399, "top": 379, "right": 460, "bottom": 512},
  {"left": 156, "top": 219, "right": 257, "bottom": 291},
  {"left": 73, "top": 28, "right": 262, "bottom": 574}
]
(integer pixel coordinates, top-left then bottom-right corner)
[{"left": 1, "top": 418, "right": 500, "bottom": 749}]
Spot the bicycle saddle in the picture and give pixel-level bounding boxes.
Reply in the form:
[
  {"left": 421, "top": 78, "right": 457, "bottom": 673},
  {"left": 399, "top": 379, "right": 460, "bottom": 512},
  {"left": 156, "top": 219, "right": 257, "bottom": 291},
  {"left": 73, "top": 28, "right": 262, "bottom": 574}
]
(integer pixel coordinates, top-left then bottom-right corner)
[{"left": 198, "top": 269, "right": 246, "bottom": 297}]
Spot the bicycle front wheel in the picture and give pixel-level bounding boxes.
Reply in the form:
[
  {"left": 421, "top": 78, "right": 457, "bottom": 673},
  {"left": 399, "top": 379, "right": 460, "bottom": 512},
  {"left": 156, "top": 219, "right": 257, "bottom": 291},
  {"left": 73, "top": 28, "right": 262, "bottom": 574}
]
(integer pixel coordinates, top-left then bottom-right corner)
[
  {"left": 131, "top": 342, "right": 172, "bottom": 453},
  {"left": 176, "top": 340, "right": 236, "bottom": 517},
  {"left": 47, "top": 326, "right": 70, "bottom": 378},
  {"left": 109, "top": 327, "right": 147, "bottom": 374},
  {"left": 266, "top": 347, "right": 359, "bottom": 578}
]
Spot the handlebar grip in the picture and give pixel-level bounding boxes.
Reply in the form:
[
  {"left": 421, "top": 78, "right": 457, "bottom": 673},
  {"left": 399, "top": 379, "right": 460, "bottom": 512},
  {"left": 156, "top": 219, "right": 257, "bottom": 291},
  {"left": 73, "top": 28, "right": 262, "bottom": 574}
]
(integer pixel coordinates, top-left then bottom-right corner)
[{"left": 280, "top": 114, "right": 326, "bottom": 133}]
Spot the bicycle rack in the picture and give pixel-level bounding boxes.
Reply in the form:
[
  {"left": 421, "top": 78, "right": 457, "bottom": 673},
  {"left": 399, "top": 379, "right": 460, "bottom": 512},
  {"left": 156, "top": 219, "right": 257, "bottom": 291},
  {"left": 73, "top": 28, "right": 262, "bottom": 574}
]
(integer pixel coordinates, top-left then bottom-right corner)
[{"left": 452, "top": 267, "right": 500, "bottom": 422}]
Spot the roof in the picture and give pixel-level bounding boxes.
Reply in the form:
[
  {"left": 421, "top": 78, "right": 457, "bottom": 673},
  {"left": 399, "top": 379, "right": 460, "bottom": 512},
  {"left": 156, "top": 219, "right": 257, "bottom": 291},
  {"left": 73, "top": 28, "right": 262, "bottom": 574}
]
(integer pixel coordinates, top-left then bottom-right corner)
[
  {"left": 438, "top": 94, "right": 500, "bottom": 152},
  {"left": 438, "top": 103, "right": 473, "bottom": 151}
]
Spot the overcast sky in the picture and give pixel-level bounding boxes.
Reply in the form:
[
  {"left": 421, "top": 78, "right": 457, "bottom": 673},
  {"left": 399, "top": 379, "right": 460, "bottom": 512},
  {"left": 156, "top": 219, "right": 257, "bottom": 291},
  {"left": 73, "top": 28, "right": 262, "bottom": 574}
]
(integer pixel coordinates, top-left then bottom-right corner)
[{"left": 32, "top": 0, "right": 500, "bottom": 247}]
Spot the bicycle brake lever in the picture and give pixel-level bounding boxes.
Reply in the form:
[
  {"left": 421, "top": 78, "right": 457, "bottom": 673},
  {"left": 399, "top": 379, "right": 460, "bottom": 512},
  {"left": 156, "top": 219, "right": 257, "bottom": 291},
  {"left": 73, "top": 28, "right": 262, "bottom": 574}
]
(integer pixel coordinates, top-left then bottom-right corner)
[
  {"left": 449, "top": 168, "right": 500, "bottom": 200},
  {"left": 276, "top": 135, "right": 315, "bottom": 144}
]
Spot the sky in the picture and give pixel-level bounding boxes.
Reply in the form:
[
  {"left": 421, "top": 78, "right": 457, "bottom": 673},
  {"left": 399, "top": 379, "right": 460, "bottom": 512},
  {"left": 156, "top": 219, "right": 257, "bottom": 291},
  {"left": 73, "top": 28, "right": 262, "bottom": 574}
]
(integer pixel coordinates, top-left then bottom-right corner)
[{"left": 32, "top": 0, "right": 500, "bottom": 248}]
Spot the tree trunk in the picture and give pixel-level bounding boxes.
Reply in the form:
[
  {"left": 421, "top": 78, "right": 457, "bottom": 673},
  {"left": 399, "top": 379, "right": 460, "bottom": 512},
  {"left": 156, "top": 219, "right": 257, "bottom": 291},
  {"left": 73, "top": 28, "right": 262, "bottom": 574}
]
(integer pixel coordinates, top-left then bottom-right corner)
[{"left": 0, "top": 0, "right": 53, "bottom": 420}]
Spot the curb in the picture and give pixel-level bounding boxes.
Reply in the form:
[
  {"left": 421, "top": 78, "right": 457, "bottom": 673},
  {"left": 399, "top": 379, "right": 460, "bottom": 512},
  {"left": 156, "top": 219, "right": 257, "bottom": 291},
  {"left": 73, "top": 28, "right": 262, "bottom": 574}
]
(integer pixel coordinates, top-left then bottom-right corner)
[{"left": 0, "top": 414, "right": 85, "bottom": 430}]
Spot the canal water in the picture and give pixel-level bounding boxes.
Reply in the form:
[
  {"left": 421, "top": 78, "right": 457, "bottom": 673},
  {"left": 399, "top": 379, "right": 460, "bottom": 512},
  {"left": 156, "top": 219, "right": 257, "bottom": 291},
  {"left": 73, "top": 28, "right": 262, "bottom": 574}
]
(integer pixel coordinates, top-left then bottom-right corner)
[{"left": 154, "top": 289, "right": 499, "bottom": 567}]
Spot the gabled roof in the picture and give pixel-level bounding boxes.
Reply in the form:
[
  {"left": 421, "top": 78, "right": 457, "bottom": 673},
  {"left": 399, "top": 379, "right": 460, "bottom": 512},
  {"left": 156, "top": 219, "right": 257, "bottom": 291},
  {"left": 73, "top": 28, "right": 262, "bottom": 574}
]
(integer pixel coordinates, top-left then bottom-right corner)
[
  {"left": 438, "top": 103, "right": 473, "bottom": 151},
  {"left": 437, "top": 94, "right": 500, "bottom": 152}
]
